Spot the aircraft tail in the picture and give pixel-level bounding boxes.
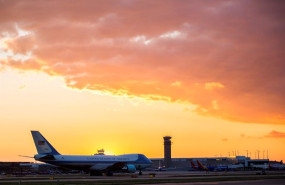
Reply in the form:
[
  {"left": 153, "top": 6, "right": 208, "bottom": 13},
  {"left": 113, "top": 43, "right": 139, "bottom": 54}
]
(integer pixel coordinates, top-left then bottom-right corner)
[
  {"left": 31, "top": 131, "right": 60, "bottom": 155},
  {"left": 191, "top": 161, "right": 198, "bottom": 169},
  {"left": 197, "top": 160, "right": 208, "bottom": 170}
]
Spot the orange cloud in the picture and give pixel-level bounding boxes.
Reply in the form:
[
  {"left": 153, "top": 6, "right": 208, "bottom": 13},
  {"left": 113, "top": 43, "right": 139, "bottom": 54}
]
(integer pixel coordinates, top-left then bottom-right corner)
[
  {"left": 265, "top": 131, "right": 285, "bottom": 139},
  {"left": 204, "top": 82, "right": 224, "bottom": 91},
  {"left": 0, "top": 0, "right": 285, "bottom": 124}
]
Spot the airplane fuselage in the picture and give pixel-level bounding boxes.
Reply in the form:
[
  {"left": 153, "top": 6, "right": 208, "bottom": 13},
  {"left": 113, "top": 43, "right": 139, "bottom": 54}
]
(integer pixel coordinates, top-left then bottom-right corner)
[{"left": 35, "top": 153, "right": 152, "bottom": 171}]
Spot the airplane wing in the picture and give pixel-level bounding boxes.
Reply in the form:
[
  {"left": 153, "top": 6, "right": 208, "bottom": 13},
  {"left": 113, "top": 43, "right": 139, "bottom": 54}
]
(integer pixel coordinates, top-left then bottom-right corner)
[
  {"left": 90, "top": 162, "right": 126, "bottom": 171},
  {"left": 38, "top": 154, "right": 56, "bottom": 160},
  {"left": 106, "top": 162, "right": 126, "bottom": 171}
]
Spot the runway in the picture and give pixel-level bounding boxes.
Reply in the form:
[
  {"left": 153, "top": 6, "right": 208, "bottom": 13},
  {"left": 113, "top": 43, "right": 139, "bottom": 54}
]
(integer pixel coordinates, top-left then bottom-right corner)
[
  {"left": 0, "top": 171, "right": 284, "bottom": 185},
  {"left": 139, "top": 179, "right": 285, "bottom": 185}
]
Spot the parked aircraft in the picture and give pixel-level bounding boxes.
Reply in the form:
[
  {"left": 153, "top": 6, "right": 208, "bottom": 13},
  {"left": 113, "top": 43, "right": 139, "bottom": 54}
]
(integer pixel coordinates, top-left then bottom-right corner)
[
  {"left": 269, "top": 160, "right": 285, "bottom": 170},
  {"left": 19, "top": 163, "right": 53, "bottom": 169},
  {"left": 190, "top": 160, "right": 208, "bottom": 172},
  {"left": 190, "top": 161, "right": 203, "bottom": 170},
  {"left": 28, "top": 131, "right": 152, "bottom": 176},
  {"left": 196, "top": 160, "right": 209, "bottom": 171},
  {"left": 155, "top": 160, "right": 166, "bottom": 171},
  {"left": 191, "top": 160, "right": 228, "bottom": 172},
  {"left": 228, "top": 164, "right": 244, "bottom": 170}
]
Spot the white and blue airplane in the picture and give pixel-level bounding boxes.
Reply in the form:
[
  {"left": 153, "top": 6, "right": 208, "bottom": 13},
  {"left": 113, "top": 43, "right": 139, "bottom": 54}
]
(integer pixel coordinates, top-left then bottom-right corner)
[{"left": 30, "top": 131, "right": 152, "bottom": 176}]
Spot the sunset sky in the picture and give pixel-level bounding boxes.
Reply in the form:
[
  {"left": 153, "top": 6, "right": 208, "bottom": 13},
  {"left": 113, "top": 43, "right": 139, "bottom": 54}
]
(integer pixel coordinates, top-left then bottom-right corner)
[{"left": 0, "top": 0, "right": 284, "bottom": 162}]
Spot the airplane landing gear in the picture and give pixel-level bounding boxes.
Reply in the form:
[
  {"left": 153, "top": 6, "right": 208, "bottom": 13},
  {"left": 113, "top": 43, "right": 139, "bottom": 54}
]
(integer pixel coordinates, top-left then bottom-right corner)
[
  {"left": 90, "top": 170, "right": 102, "bottom": 176},
  {"left": 138, "top": 165, "right": 142, "bottom": 175},
  {"left": 106, "top": 171, "right": 113, "bottom": 176}
]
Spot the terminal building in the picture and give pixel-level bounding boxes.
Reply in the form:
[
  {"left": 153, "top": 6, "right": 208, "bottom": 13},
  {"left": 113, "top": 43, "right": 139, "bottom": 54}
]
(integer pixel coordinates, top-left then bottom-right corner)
[{"left": 150, "top": 136, "right": 270, "bottom": 170}]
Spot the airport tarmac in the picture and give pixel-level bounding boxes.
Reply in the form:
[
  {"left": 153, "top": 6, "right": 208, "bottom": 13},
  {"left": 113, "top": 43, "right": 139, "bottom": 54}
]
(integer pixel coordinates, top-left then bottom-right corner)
[
  {"left": 137, "top": 179, "right": 285, "bottom": 185},
  {"left": 0, "top": 171, "right": 284, "bottom": 184}
]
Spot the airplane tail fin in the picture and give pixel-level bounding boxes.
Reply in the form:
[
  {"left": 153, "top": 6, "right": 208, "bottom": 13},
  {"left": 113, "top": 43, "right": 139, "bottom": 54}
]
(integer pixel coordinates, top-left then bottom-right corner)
[
  {"left": 31, "top": 131, "right": 60, "bottom": 155},
  {"left": 191, "top": 161, "right": 198, "bottom": 169},
  {"left": 197, "top": 160, "right": 208, "bottom": 170}
]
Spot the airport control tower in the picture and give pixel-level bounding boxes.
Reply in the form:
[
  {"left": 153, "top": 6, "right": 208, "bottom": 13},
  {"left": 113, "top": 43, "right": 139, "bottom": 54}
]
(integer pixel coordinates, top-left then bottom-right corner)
[{"left": 163, "top": 136, "right": 172, "bottom": 168}]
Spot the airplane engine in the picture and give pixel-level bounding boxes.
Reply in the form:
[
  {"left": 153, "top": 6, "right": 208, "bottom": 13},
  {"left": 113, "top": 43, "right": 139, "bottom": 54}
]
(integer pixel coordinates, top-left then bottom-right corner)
[{"left": 126, "top": 164, "right": 136, "bottom": 173}]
